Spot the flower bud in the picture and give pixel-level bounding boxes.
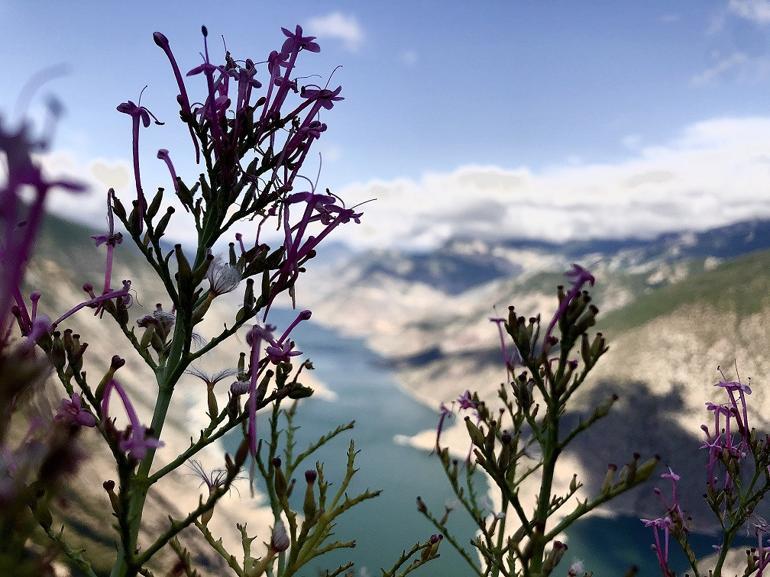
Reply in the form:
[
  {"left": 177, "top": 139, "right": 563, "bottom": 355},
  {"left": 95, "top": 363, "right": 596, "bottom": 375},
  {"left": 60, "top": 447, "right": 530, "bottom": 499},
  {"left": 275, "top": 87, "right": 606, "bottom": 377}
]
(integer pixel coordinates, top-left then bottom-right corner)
[
  {"left": 421, "top": 534, "right": 443, "bottom": 561},
  {"left": 96, "top": 355, "right": 125, "bottom": 401},
  {"left": 273, "top": 458, "right": 287, "bottom": 498},
  {"left": 230, "top": 380, "right": 249, "bottom": 395},
  {"left": 270, "top": 520, "right": 290, "bottom": 553},
  {"left": 636, "top": 455, "right": 660, "bottom": 482},
  {"left": 153, "top": 31, "right": 169, "bottom": 48},
  {"left": 207, "top": 384, "right": 218, "bottom": 421},
  {"left": 303, "top": 470, "right": 317, "bottom": 521},
  {"left": 155, "top": 206, "right": 175, "bottom": 239},
  {"left": 50, "top": 331, "right": 66, "bottom": 371},
  {"left": 63, "top": 329, "right": 75, "bottom": 356},
  {"left": 114, "top": 294, "right": 129, "bottom": 326},
  {"left": 465, "top": 417, "right": 485, "bottom": 448},
  {"left": 601, "top": 464, "right": 617, "bottom": 494},
  {"left": 542, "top": 540, "right": 568, "bottom": 574},
  {"left": 103, "top": 480, "right": 120, "bottom": 513}
]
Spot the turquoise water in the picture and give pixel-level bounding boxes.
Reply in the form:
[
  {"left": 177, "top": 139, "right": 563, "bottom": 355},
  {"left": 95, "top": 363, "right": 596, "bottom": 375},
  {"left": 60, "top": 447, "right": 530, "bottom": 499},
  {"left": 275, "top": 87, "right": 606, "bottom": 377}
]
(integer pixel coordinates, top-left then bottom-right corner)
[
  {"left": 225, "top": 308, "right": 484, "bottom": 576},
  {"left": 224, "top": 310, "right": 731, "bottom": 576}
]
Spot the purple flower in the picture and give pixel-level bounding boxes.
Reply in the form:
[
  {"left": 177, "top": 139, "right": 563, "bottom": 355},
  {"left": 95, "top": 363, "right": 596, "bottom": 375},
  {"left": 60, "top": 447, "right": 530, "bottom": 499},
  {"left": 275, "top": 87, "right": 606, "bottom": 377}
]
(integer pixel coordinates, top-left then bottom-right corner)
[
  {"left": 101, "top": 379, "right": 163, "bottom": 461},
  {"left": 156, "top": 148, "right": 181, "bottom": 195},
  {"left": 489, "top": 316, "right": 520, "bottom": 378},
  {"left": 544, "top": 264, "right": 596, "bottom": 343},
  {"left": 301, "top": 85, "right": 343, "bottom": 110},
  {"left": 265, "top": 340, "right": 303, "bottom": 364},
  {"left": 244, "top": 324, "right": 270, "bottom": 462},
  {"left": 117, "top": 97, "right": 163, "bottom": 233},
  {"left": 640, "top": 515, "right": 673, "bottom": 574},
  {"left": 90, "top": 189, "right": 123, "bottom": 295},
  {"left": 54, "top": 393, "right": 96, "bottom": 427},
  {"left": 281, "top": 25, "right": 320, "bottom": 54},
  {"left": 185, "top": 28, "right": 227, "bottom": 159},
  {"left": 53, "top": 280, "right": 132, "bottom": 328},
  {"left": 153, "top": 31, "right": 200, "bottom": 162},
  {"left": 0, "top": 110, "right": 84, "bottom": 342},
  {"left": 716, "top": 378, "right": 751, "bottom": 437},
  {"left": 456, "top": 390, "right": 476, "bottom": 411}
]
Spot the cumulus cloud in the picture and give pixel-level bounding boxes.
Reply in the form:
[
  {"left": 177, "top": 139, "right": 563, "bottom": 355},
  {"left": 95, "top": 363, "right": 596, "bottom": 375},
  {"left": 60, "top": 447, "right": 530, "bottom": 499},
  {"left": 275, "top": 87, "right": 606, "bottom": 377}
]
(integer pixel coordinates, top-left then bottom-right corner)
[
  {"left": 335, "top": 116, "right": 770, "bottom": 250},
  {"left": 306, "top": 12, "right": 364, "bottom": 52},
  {"left": 40, "top": 117, "right": 770, "bottom": 254},
  {"left": 728, "top": 0, "right": 770, "bottom": 24}
]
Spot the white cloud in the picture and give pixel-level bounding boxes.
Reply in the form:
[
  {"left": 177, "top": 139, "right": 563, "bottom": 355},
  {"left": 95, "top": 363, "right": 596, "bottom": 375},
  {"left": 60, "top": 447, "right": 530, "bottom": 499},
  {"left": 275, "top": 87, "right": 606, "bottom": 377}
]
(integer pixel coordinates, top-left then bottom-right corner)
[
  {"left": 728, "top": 0, "right": 770, "bottom": 24},
  {"left": 692, "top": 51, "right": 748, "bottom": 84},
  {"left": 40, "top": 117, "right": 770, "bottom": 255},
  {"left": 306, "top": 12, "right": 364, "bottom": 52},
  {"left": 333, "top": 116, "right": 770, "bottom": 250}
]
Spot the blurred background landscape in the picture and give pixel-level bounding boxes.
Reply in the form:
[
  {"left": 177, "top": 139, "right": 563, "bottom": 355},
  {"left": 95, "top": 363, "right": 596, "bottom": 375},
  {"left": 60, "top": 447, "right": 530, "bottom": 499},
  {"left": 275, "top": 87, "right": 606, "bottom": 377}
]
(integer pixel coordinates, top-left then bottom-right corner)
[{"left": 7, "top": 1, "right": 770, "bottom": 575}]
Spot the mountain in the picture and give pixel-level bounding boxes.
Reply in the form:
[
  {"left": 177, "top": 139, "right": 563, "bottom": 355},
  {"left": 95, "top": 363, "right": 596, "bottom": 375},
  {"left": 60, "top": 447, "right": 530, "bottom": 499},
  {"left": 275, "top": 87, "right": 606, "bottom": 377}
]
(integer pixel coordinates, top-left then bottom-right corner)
[{"left": 301, "top": 219, "right": 770, "bottom": 522}]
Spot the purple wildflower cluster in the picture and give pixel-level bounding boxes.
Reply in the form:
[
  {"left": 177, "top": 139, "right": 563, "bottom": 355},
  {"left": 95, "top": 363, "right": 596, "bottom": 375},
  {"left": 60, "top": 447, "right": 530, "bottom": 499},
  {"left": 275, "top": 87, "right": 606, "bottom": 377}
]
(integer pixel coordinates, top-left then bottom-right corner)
[
  {"left": 640, "top": 368, "right": 770, "bottom": 576},
  {"left": 702, "top": 376, "right": 752, "bottom": 493},
  {"left": 424, "top": 265, "right": 664, "bottom": 577},
  {"left": 641, "top": 468, "right": 682, "bottom": 576},
  {"left": 1, "top": 104, "right": 84, "bottom": 346},
  {"left": 128, "top": 25, "right": 361, "bottom": 293}
]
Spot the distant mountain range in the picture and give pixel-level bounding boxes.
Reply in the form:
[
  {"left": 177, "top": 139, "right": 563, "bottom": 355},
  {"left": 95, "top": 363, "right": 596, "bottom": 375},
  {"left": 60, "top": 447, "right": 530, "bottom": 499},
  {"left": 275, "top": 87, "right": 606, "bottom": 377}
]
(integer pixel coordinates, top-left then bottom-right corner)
[{"left": 302, "top": 218, "right": 770, "bottom": 523}]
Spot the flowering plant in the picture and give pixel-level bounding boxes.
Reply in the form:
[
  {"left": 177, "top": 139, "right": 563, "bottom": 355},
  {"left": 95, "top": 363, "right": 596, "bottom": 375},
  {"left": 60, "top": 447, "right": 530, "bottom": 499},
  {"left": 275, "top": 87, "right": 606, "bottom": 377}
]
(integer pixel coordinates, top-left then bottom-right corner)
[
  {"left": 641, "top": 368, "right": 770, "bottom": 577},
  {"left": 1, "top": 25, "right": 438, "bottom": 577},
  {"left": 423, "top": 266, "right": 659, "bottom": 577}
]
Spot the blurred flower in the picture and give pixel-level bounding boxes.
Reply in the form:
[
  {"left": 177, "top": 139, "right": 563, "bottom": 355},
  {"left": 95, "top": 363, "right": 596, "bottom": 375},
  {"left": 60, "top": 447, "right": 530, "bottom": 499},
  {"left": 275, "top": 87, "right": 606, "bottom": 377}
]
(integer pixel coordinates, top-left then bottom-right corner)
[
  {"left": 54, "top": 393, "right": 96, "bottom": 427},
  {"left": 230, "top": 379, "right": 249, "bottom": 395},
  {"left": 456, "top": 390, "right": 476, "bottom": 411}
]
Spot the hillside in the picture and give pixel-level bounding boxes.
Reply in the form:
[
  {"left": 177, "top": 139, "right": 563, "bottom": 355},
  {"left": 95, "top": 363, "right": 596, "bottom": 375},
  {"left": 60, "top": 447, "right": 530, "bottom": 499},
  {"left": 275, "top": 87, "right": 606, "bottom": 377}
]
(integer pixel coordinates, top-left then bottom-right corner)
[{"left": 25, "top": 213, "right": 276, "bottom": 576}]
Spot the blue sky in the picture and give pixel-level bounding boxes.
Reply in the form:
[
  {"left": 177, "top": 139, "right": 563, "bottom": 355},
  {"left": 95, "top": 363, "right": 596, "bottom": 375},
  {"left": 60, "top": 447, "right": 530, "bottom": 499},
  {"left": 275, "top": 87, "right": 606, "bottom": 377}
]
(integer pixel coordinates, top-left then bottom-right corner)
[{"left": 5, "top": 0, "right": 770, "bottom": 248}]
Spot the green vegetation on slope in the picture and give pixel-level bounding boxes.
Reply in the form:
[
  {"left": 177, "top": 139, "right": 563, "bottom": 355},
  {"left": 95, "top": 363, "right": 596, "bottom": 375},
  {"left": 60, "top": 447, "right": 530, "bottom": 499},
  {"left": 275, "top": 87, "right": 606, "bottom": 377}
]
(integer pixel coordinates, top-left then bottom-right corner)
[{"left": 601, "top": 248, "right": 770, "bottom": 333}]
